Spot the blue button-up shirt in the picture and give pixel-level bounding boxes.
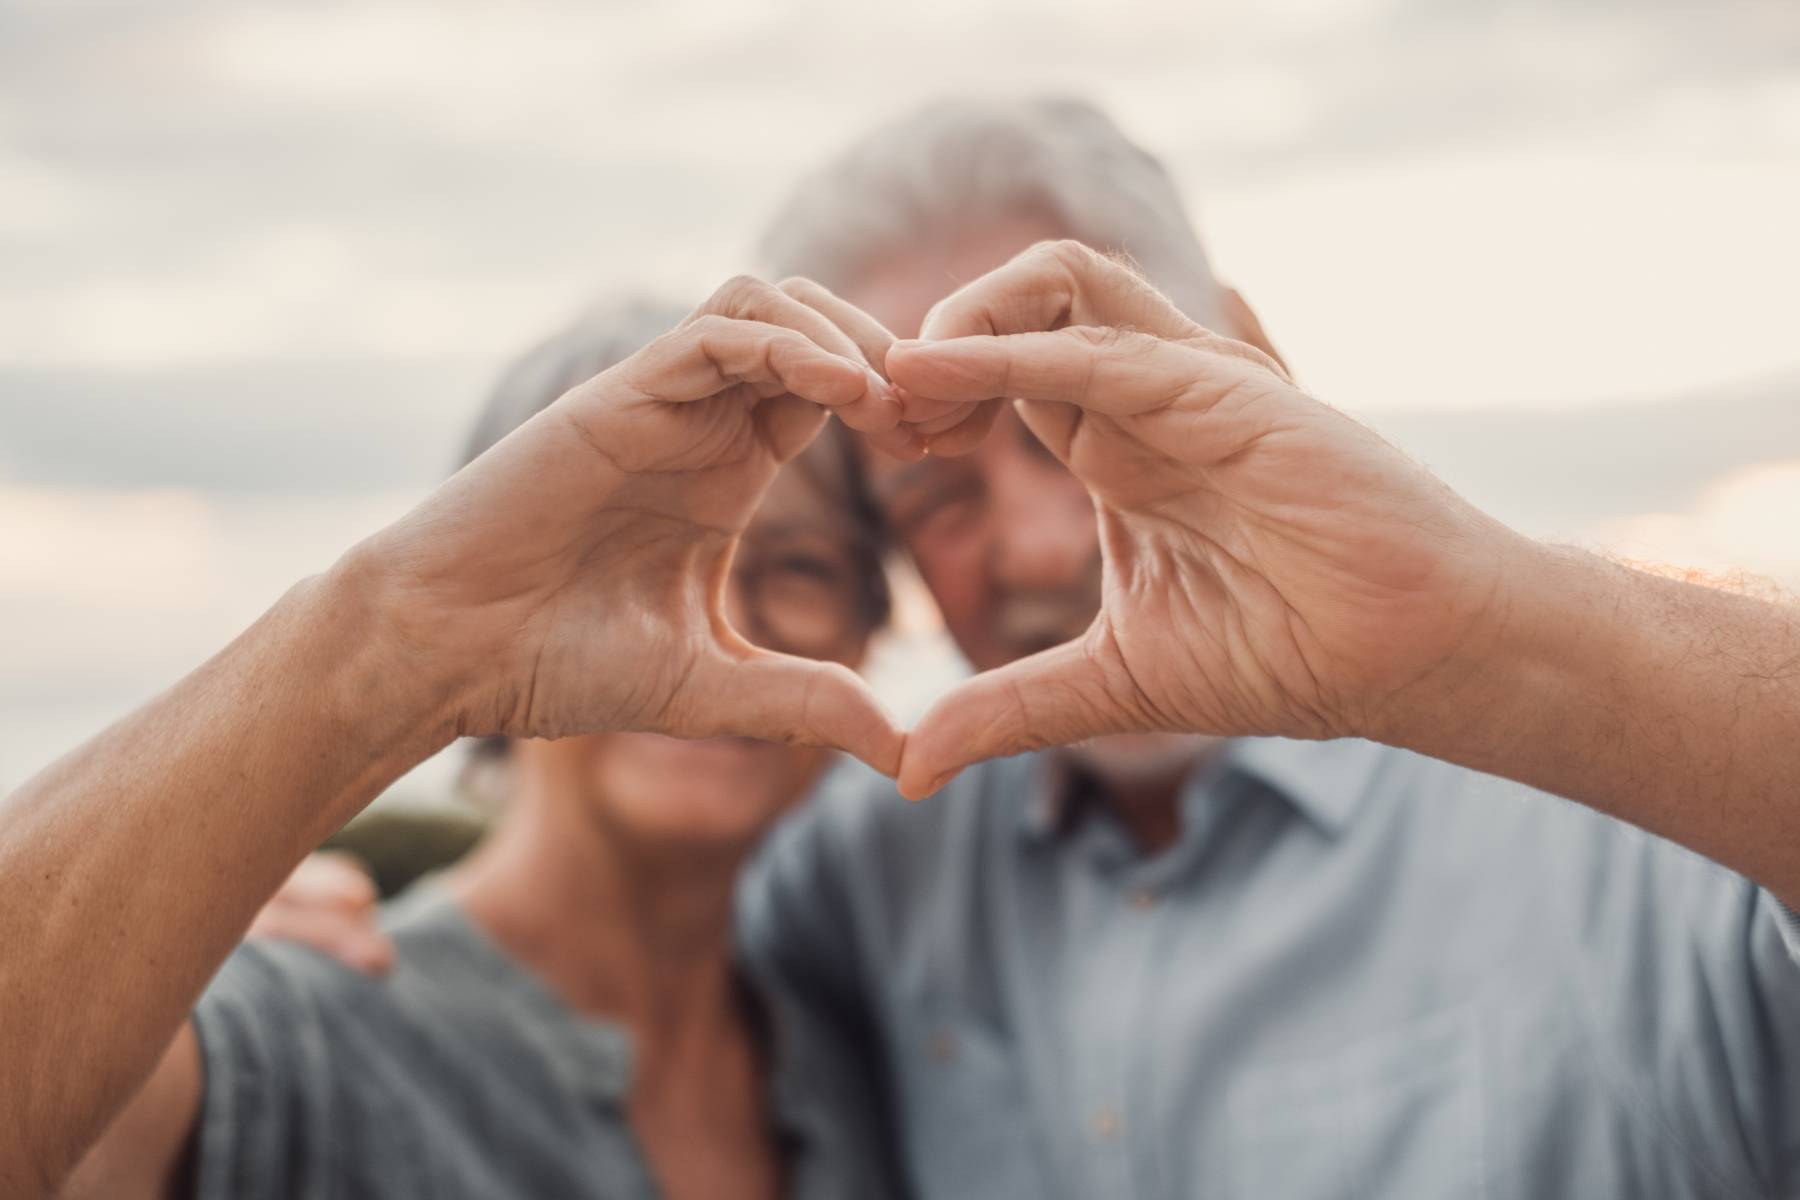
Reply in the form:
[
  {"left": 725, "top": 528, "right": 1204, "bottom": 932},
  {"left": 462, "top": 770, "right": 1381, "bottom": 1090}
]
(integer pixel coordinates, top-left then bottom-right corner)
[{"left": 740, "top": 738, "right": 1800, "bottom": 1199}]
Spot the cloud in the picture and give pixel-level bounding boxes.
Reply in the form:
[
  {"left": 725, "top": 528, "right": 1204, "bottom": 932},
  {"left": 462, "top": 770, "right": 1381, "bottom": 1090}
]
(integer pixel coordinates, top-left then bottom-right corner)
[
  {"left": 1366, "top": 370, "right": 1800, "bottom": 541},
  {"left": 0, "top": 356, "right": 489, "bottom": 491},
  {"left": 0, "top": 222, "right": 589, "bottom": 370},
  {"left": 1596, "top": 459, "right": 1800, "bottom": 590},
  {"left": 4, "top": 0, "right": 1798, "bottom": 800},
  {"left": 1202, "top": 150, "right": 1800, "bottom": 413},
  {"left": 0, "top": 482, "right": 420, "bottom": 784}
]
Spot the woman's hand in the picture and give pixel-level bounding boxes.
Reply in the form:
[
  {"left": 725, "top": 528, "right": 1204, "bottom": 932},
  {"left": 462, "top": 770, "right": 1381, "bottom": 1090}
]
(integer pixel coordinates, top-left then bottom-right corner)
[{"left": 352, "top": 276, "right": 908, "bottom": 775}]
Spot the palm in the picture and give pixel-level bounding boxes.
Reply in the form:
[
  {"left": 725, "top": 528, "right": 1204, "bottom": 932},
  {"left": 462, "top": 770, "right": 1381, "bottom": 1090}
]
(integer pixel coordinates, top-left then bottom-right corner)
[
  {"left": 887, "top": 240, "right": 1509, "bottom": 795},
  {"left": 499, "top": 385, "right": 820, "bottom": 738},
  {"left": 1071, "top": 381, "right": 1502, "bottom": 741}
]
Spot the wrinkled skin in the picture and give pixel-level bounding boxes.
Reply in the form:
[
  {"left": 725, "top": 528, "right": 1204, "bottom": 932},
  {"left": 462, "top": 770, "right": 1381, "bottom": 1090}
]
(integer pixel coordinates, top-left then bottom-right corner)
[
  {"left": 883, "top": 241, "right": 1519, "bottom": 796},
  {"left": 358, "top": 277, "right": 910, "bottom": 774}
]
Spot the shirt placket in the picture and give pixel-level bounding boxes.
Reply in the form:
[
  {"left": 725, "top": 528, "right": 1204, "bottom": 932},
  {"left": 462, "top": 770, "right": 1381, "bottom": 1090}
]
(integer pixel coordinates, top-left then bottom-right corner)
[{"left": 1057, "top": 823, "right": 1170, "bottom": 1200}]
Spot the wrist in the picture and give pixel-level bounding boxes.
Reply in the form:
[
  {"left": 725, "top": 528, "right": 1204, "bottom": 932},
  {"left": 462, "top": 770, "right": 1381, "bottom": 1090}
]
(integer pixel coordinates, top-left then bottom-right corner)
[
  {"left": 291, "top": 550, "right": 465, "bottom": 827},
  {"left": 1371, "top": 533, "right": 1611, "bottom": 775}
]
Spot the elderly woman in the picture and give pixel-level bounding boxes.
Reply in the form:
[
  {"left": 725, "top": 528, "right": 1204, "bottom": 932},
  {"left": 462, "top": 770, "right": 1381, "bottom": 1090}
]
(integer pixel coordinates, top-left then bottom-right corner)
[{"left": 62, "top": 296, "right": 902, "bottom": 1200}]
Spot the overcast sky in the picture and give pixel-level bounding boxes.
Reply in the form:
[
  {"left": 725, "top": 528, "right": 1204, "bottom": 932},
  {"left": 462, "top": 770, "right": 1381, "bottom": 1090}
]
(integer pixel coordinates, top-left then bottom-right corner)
[{"left": 3, "top": 0, "right": 1797, "bottom": 793}]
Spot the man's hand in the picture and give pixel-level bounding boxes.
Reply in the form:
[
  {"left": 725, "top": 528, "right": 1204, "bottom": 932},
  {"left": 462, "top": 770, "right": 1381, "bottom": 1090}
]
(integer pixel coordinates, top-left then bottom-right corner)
[
  {"left": 357, "top": 276, "right": 906, "bottom": 775},
  {"left": 249, "top": 854, "right": 394, "bottom": 975},
  {"left": 885, "top": 241, "right": 1522, "bottom": 797}
]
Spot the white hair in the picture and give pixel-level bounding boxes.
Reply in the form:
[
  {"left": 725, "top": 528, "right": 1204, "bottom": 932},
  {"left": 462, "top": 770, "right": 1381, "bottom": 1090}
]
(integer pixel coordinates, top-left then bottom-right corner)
[{"left": 756, "top": 95, "right": 1225, "bottom": 328}]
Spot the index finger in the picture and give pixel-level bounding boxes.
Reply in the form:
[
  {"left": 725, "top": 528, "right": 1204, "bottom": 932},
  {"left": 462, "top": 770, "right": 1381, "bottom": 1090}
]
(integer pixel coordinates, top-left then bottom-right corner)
[
  {"left": 918, "top": 239, "right": 1199, "bottom": 343},
  {"left": 887, "top": 326, "right": 1203, "bottom": 417},
  {"left": 689, "top": 276, "right": 903, "bottom": 437},
  {"left": 775, "top": 278, "right": 926, "bottom": 459},
  {"left": 776, "top": 278, "right": 898, "bottom": 375},
  {"left": 619, "top": 315, "right": 876, "bottom": 415}
]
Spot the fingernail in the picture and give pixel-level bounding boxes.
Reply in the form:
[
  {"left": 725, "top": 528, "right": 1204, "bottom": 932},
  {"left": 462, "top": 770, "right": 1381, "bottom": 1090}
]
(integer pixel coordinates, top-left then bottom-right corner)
[{"left": 875, "top": 425, "right": 925, "bottom": 459}]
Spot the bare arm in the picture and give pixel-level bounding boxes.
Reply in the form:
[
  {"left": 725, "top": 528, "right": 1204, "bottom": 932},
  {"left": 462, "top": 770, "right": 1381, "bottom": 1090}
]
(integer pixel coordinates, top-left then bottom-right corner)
[
  {"left": 1405, "top": 544, "right": 1800, "bottom": 904},
  {"left": 0, "top": 572, "right": 434, "bottom": 1196},
  {"left": 56, "top": 854, "right": 400, "bottom": 1199},
  {"left": 0, "top": 281, "right": 908, "bottom": 1196},
  {"left": 58, "top": 1028, "right": 203, "bottom": 1200}
]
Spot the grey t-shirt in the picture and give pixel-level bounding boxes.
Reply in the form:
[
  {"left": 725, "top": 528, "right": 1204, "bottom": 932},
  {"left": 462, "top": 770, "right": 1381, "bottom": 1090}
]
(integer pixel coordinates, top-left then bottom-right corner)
[{"left": 191, "top": 885, "right": 892, "bottom": 1199}]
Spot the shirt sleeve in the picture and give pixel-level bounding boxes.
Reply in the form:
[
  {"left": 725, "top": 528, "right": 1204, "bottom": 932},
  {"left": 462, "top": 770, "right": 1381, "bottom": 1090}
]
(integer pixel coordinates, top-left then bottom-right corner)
[{"left": 188, "top": 940, "right": 384, "bottom": 1200}]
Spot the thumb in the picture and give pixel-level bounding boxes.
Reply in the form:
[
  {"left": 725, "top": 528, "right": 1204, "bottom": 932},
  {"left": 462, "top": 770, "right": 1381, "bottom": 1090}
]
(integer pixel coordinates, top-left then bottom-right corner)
[
  {"left": 897, "top": 637, "right": 1137, "bottom": 800},
  {"left": 683, "top": 649, "right": 905, "bottom": 778}
]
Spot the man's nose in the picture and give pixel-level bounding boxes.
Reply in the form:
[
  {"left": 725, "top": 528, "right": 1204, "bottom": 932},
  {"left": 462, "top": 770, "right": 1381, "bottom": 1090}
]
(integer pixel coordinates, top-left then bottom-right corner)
[{"left": 988, "top": 458, "right": 1097, "bottom": 589}]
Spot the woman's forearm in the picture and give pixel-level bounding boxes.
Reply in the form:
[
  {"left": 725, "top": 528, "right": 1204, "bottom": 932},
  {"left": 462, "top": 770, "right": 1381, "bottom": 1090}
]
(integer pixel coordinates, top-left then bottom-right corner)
[
  {"left": 0, "top": 555, "right": 450, "bottom": 1195},
  {"left": 0, "top": 292, "right": 909, "bottom": 1196}
]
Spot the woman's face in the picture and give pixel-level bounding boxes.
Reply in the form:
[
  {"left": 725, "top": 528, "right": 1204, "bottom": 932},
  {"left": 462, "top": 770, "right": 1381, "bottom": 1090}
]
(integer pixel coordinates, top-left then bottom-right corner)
[{"left": 523, "top": 454, "right": 883, "bottom": 851}]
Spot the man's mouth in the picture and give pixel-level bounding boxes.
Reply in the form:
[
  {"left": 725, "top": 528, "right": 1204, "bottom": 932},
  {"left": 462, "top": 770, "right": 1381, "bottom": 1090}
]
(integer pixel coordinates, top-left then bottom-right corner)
[{"left": 993, "top": 595, "right": 1099, "bottom": 660}]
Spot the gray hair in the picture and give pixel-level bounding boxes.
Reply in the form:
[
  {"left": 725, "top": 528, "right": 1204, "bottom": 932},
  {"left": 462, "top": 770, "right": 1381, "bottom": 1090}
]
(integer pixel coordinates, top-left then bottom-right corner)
[{"left": 756, "top": 95, "right": 1225, "bottom": 328}]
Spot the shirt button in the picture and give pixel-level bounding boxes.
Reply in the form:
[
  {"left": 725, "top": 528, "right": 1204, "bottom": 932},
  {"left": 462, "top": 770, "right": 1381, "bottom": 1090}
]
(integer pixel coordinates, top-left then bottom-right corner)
[
  {"left": 925, "top": 1029, "right": 956, "bottom": 1064},
  {"left": 1091, "top": 1107, "right": 1122, "bottom": 1140},
  {"left": 1127, "top": 888, "right": 1157, "bottom": 910}
]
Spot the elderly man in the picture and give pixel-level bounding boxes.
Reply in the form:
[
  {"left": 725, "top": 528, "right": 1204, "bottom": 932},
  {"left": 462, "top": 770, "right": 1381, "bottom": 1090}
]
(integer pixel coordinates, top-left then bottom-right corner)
[
  {"left": 3, "top": 97, "right": 1799, "bottom": 1200},
  {"left": 738, "top": 97, "right": 1800, "bottom": 1198}
]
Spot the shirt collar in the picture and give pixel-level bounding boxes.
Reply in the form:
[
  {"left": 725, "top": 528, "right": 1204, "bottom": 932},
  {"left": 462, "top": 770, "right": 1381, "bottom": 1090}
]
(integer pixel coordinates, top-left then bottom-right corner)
[
  {"left": 1016, "top": 752, "right": 1100, "bottom": 843},
  {"left": 1218, "top": 737, "right": 1389, "bottom": 836},
  {"left": 1018, "top": 737, "right": 1386, "bottom": 845}
]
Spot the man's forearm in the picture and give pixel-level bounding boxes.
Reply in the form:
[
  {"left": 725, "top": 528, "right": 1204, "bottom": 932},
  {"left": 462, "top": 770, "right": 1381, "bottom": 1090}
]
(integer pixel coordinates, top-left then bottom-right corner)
[
  {"left": 1393, "top": 537, "right": 1800, "bottom": 903},
  {"left": 0, "top": 553, "right": 450, "bottom": 1195}
]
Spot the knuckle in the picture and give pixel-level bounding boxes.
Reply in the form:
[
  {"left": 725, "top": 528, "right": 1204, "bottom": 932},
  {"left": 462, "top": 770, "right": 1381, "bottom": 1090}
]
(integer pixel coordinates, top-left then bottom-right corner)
[
  {"left": 1203, "top": 334, "right": 1283, "bottom": 377},
  {"left": 1071, "top": 323, "right": 1129, "bottom": 350},
  {"left": 709, "top": 273, "right": 772, "bottom": 314},
  {"left": 1042, "top": 238, "right": 1104, "bottom": 280},
  {"left": 776, "top": 276, "right": 827, "bottom": 302},
  {"left": 1037, "top": 237, "right": 1093, "bottom": 266},
  {"left": 1089, "top": 324, "right": 1163, "bottom": 363},
  {"left": 683, "top": 311, "right": 734, "bottom": 340}
]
